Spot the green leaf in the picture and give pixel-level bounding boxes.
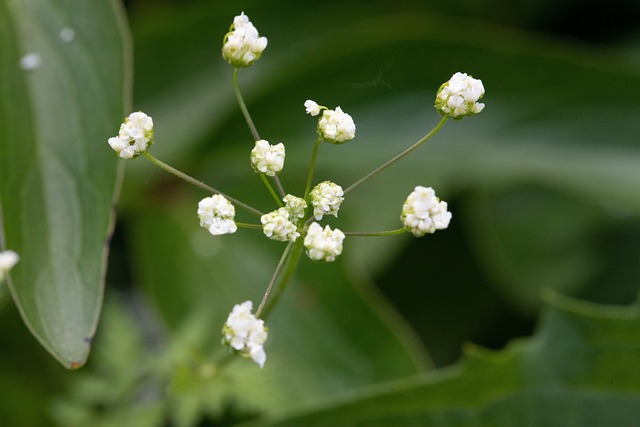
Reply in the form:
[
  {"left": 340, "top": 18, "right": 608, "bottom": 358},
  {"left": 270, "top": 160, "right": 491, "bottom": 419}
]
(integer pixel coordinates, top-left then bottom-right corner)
[
  {"left": 0, "top": 0, "right": 131, "bottom": 368},
  {"left": 247, "top": 293, "right": 640, "bottom": 426}
]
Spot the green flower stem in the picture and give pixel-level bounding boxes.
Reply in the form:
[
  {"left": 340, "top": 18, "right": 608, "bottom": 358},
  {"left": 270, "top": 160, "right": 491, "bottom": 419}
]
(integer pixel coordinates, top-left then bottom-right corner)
[
  {"left": 233, "top": 68, "right": 260, "bottom": 142},
  {"left": 272, "top": 174, "right": 286, "bottom": 199},
  {"left": 255, "top": 241, "right": 295, "bottom": 318},
  {"left": 303, "top": 137, "right": 322, "bottom": 200},
  {"left": 235, "top": 222, "right": 263, "bottom": 230},
  {"left": 143, "top": 151, "right": 263, "bottom": 217},
  {"left": 344, "top": 228, "right": 406, "bottom": 237},
  {"left": 256, "top": 237, "right": 305, "bottom": 320},
  {"left": 344, "top": 117, "right": 449, "bottom": 194},
  {"left": 260, "top": 173, "right": 284, "bottom": 207}
]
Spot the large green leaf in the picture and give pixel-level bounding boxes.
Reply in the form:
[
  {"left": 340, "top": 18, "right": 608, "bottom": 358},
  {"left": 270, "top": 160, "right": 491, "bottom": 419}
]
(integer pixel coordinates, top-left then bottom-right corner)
[
  {"left": 247, "top": 292, "right": 640, "bottom": 426},
  {"left": 0, "top": 0, "right": 130, "bottom": 368}
]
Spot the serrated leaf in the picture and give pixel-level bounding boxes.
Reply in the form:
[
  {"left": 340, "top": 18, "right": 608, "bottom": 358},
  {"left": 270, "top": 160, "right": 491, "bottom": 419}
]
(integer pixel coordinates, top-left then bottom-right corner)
[
  {"left": 0, "top": 0, "right": 130, "bottom": 368},
  {"left": 247, "top": 293, "right": 640, "bottom": 427}
]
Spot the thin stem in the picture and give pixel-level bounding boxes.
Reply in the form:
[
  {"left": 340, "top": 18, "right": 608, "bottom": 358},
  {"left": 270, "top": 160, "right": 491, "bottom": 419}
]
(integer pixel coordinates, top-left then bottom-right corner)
[
  {"left": 344, "top": 117, "right": 449, "bottom": 194},
  {"left": 255, "top": 242, "right": 294, "bottom": 318},
  {"left": 233, "top": 68, "right": 260, "bottom": 142},
  {"left": 259, "top": 238, "right": 305, "bottom": 320},
  {"left": 235, "top": 222, "right": 263, "bottom": 230},
  {"left": 260, "top": 173, "right": 284, "bottom": 207},
  {"left": 143, "top": 151, "right": 263, "bottom": 217},
  {"left": 303, "top": 137, "right": 322, "bottom": 200},
  {"left": 272, "top": 174, "right": 286, "bottom": 199},
  {"left": 344, "top": 228, "right": 406, "bottom": 237}
]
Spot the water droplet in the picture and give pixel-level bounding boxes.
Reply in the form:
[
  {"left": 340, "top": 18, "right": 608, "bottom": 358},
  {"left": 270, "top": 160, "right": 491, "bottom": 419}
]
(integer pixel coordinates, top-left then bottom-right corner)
[
  {"left": 20, "top": 53, "right": 42, "bottom": 71},
  {"left": 59, "top": 27, "right": 75, "bottom": 43}
]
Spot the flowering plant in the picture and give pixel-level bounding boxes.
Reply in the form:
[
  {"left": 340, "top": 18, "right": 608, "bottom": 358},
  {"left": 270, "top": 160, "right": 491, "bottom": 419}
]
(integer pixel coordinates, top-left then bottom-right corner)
[{"left": 106, "top": 12, "right": 483, "bottom": 369}]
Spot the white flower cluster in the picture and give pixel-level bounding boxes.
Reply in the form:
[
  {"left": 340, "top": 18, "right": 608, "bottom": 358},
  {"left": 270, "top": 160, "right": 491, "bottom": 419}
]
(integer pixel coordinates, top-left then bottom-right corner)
[
  {"left": 310, "top": 181, "right": 344, "bottom": 220},
  {"left": 222, "top": 12, "right": 268, "bottom": 68},
  {"left": 435, "top": 72, "right": 485, "bottom": 120},
  {"left": 0, "top": 250, "right": 19, "bottom": 282},
  {"left": 316, "top": 105, "right": 356, "bottom": 144},
  {"left": 250, "top": 140, "right": 285, "bottom": 176},
  {"left": 108, "top": 112, "right": 154, "bottom": 159},
  {"left": 304, "top": 223, "right": 345, "bottom": 262},
  {"left": 222, "top": 301, "right": 268, "bottom": 368},
  {"left": 261, "top": 208, "right": 300, "bottom": 242},
  {"left": 401, "top": 186, "right": 452, "bottom": 237},
  {"left": 283, "top": 194, "right": 307, "bottom": 220},
  {"left": 198, "top": 195, "right": 237, "bottom": 235}
]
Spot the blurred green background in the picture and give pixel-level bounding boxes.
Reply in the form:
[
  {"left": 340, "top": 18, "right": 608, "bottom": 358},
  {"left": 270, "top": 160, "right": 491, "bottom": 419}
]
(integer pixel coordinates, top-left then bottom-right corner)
[{"left": 1, "top": 0, "right": 640, "bottom": 425}]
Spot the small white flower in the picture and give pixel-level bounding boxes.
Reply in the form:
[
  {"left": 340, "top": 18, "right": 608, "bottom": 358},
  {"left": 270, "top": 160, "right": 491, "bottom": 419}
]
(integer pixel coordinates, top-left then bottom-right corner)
[
  {"left": 283, "top": 194, "right": 307, "bottom": 220},
  {"left": 198, "top": 195, "right": 237, "bottom": 235},
  {"left": 304, "top": 100, "right": 322, "bottom": 116},
  {"left": 222, "top": 12, "right": 268, "bottom": 68},
  {"left": 261, "top": 208, "right": 299, "bottom": 242},
  {"left": 401, "top": 186, "right": 452, "bottom": 237},
  {"left": 108, "top": 111, "right": 154, "bottom": 159},
  {"left": 303, "top": 222, "right": 345, "bottom": 262},
  {"left": 222, "top": 301, "right": 268, "bottom": 368},
  {"left": 0, "top": 250, "right": 19, "bottom": 282},
  {"left": 435, "top": 72, "right": 485, "bottom": 120},
  {"left": 317, "top": 106, "right": 356, "bottom": 144},
  {"left": 310, "top": 181, "right": 344, "bottom": 220},
  {"left": 250, "top": 140, "right": 285, "bottom": 176}
]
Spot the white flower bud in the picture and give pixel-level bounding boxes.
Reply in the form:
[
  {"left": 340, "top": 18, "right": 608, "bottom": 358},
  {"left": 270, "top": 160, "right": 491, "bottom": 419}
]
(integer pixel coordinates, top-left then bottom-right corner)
[
  {"left": 317, "top": 106, "right": 355, "bottom": 144},
  {"left": 303, "top": 222, "right": 345, "bottom": 262},
  {"left": 250, "top": 140, "right": 285, "bottom": 176},
  {"left": 108, "top": 111, "right": 154, "bottom": 159},
  {"left": 261, "top": 208, "right": 300, "bottom": 242},
  {"left": 222, "top": 301, "right": 268, "bottom": 368},
  {"left": 310, "top": 181, "right": 344, "bottom": 220},
  {"left": 197, "top": 195, "right": 237, "bottom": 235},
  {"left": 401, "top": 186, "right": 451, "bottom": 237},
  {"left": 283, "top": 194, "right": 307, "bottom": 220},
  {"left": 0, "top": 250, "right": 19, "bottom": 282},
  {"left": 435, "top": 72, "right": 485, "bottom": 120},
  {"left": 222, "top": 12, "right": 268, "bottom": 68},
  {"left": 304, "top": 100, "right": 322, "bottom": 116}
]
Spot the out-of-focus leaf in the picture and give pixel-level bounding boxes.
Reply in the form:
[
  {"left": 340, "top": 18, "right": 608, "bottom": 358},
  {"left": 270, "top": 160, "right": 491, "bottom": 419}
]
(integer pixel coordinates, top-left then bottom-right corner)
[
  {"left": 246, "top": 292, "right": 640, "bottom": 427},
  {"left": 0, "top": 0, "right": 130, "bottom": 368},
  {"left": 49, "top": 296, "right": 166, "bottom": 427}
]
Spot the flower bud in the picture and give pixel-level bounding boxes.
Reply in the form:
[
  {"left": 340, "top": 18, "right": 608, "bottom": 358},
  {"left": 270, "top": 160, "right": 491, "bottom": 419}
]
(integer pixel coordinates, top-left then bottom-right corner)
[
  {"left": 222, "top": 12, "right": 268, "bottom": 68},
  {"left": 401, "top": 186, "right": 451, "bottom": 237},
  {"left": 435, "top": 72, "right": 485, "bottom": 120},
  {"left": 108, "top": 111, "right": 154, "bottom": 159}
]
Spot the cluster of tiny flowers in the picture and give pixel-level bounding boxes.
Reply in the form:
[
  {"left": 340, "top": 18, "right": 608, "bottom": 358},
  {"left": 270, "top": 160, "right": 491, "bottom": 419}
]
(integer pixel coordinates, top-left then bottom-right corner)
[
  {"left": 0, "top": 250, "right": 19, "bottom": 282},
  {"left": 435, "top": 72, "right": 485, "bottom": 120},
  {"left": 250, "top": 140, "right": 285, "bottom": 176},
  {"left": 401, "top": 186, "right": 452, "bottom": 237},
  {"left": 108, "top": 112, "right": 154, "bottom": 159},
  {"left": 261, "top": 208, "right": 300, "bottom": 242},
  {"left": 303, "top": 223, "right": 345, "bottom": 262},
  {"left": 222, "top": 301, "right": 268, "bottom": 368},
  {"left": 222, "top": 12, "right": 268, "bottom": 68},
  {"left": 198, "top": 195, "right": 237, "bottom": 235},
  {"left": 283, "top": 194, "right": 307, "bottom": 220},
  {"left": 316, "top": 105, "right": 356, "bottom": 144},
  {"left": 310, "top": 181, "right": 344, "bottom": 220}
]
